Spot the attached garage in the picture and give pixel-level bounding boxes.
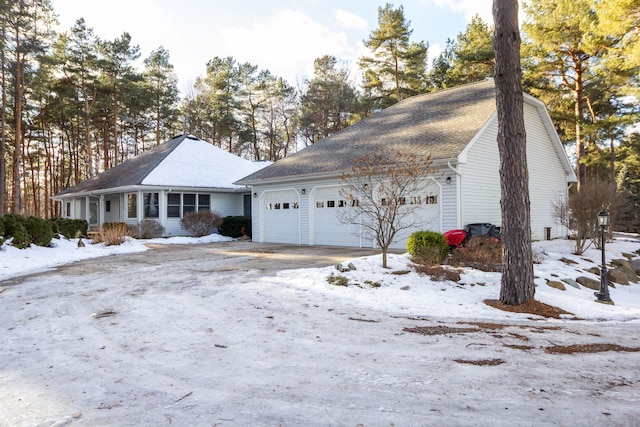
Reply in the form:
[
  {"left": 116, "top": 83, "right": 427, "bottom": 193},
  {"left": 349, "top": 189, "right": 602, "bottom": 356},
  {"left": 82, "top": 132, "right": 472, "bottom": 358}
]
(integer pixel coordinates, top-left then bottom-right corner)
[
  {"left": 261, "top": 190, "right": 300, "bottom": 244},
  {"left": 236, "top": 80, "right": 576, "bottom": 247}
]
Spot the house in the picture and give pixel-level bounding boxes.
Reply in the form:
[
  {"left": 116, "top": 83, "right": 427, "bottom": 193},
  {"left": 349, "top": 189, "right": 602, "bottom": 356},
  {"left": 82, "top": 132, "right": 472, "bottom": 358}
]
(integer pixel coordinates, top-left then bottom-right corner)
[
  {"left": 235, "top": 80, "right": 577, "bottom": 249},
  {"left": 52, "top": 134, "right": 269, "bottom": 236}
]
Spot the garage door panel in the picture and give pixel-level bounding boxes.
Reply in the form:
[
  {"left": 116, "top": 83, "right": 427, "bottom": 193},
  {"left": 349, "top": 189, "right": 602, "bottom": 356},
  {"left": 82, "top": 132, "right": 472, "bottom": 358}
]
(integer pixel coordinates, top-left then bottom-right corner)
[
  {"left": 313, "top": 187, "right": 362, "bottom": 247},
  {"left": 263, "top": 191, "right": 299, "bottom": 244}
]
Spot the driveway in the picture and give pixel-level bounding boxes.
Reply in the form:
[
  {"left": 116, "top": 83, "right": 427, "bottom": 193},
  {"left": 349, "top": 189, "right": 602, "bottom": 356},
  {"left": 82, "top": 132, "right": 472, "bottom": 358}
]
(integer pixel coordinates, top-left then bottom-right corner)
[{"left": 4, "top": 241, "right": 384, "bottom": 286}]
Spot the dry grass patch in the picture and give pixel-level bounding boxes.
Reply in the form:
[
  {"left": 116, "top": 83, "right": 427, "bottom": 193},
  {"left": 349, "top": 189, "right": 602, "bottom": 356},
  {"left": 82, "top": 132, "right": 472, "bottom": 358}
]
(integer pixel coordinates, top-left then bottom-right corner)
[
  {"left": 544, "top": 344, "right": 640, "bottom": 354},
  {"left": 414, "top": 264, "right": 462, "bottom": 282},
  {"left": 449, "top": 236, "right": 502, "bottom": 272}
]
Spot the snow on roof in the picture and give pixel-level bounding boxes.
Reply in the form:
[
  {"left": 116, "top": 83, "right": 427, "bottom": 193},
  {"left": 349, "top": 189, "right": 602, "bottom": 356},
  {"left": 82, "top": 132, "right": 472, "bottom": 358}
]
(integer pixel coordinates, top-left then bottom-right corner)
[{"left": 141, "top": 136, "right": 270, "bottom": 189}]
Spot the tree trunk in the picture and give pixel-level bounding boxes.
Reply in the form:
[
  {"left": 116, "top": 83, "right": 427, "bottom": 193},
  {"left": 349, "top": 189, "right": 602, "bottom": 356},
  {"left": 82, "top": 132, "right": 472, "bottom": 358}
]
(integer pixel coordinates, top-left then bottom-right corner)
[
  {"left": 493, "top": 0, "right": 535, "bottom": 305},
  {"left": 0, "top": 29, "right": 6, "bottom": 215},
  {"left": 574, "top": 72, "right": 586, "bottom": 190},
  {"left": 13, "top": 47, "right": 23, "bottom": 214}
]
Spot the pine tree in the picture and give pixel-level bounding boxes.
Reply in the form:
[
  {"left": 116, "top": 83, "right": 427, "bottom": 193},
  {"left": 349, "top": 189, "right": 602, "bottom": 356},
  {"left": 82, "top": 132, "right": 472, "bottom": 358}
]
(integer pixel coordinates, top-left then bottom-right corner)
[
  {"left": 446, "top": 14, "right": 494, "bottom": 85},
  {"left": 57, "top": 18, "right": 100, "bottom": 177},
  {"left": 493, "top": 0, "right": 535, "bottom": 305},
  {"left": 299, "top": 55, "right": 357, "bottom": 146},
  {"left": 3, "top": 0, "right": 56, "bottom": 214},
  {"left": 143, "top": 46, "right": 179, "bottom": 146},
  {"left": 359, "top": 3, "right": 428, "bottom": 109}
]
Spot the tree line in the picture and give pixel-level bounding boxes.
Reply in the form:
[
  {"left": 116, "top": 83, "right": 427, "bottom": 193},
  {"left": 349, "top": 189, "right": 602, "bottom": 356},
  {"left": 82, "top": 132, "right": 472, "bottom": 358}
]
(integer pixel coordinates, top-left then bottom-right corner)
[{"left": 1, "top": 1, "right": 638, "bottom": 220}]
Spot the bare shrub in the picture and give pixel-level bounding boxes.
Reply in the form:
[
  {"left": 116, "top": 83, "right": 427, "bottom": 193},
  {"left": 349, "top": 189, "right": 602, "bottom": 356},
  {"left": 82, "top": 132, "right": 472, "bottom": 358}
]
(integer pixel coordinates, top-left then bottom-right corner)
[
  {"left": 180, "top": 210, "right": 222, "bottom": 237},
  {"left": 136, "top": 219, "right": 165, "bottom": 239},
  {"left": 554, "top": 177, "right": 628, "bottom": 254},
  {"left": 91, "top": 223, "right": 133, "bottom": 246},
  {"left": 449, "top": 236, "right": 502, "bottom": 272},
  {"left": 337, "top": 149, "right": 436, "bottom": 268}
]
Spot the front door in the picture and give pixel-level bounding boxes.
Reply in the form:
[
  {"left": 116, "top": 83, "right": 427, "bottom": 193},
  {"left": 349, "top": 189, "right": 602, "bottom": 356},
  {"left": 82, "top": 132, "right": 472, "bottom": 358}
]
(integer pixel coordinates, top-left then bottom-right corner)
[{"left": 89, "top": 201, "right": 99, "bottom": 227}]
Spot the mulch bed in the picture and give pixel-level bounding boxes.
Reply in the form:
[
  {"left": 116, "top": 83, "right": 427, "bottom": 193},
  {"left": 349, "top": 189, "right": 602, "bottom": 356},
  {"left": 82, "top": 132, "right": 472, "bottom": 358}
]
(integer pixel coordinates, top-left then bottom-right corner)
[{"left": 484, "top": 299, "right": 574, "bottom": 319}]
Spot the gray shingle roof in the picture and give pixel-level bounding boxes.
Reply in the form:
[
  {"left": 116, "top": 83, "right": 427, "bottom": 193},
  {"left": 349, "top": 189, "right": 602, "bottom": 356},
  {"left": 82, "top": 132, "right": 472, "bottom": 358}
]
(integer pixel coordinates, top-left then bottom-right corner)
[
  {"left": 53, "top": 134, "right": 193, "bottom": 197},
  {"left": 237, "top": 79, "right": 497, "bottom": 184}
]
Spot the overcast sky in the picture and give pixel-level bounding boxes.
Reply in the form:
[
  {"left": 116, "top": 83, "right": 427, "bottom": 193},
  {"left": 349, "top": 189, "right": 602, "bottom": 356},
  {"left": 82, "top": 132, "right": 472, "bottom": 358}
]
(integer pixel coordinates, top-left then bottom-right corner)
[{"left": 52, "top": 0, "right": 494, "bottom": 92}]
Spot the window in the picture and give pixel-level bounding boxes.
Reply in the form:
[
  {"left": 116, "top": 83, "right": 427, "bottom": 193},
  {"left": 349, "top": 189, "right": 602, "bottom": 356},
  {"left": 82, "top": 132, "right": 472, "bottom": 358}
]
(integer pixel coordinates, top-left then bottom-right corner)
[
  {"left": 144, "top": 192, "right": 159, "bottom": 218},
  {"left": 398, "top": 197, "right": 406, "bottom": 205},
  {"left": 274, "top": 203, "right": 281, "bottom": 209},
  {"left": 292, "top": 202, "right": 299, "bottom": 209},
  {"left": 425, "top": 195, "right": 438, "bottom": 204},
  {"left": 65, "top": 202, "right": 71, "bottom": 217},
  {"left": 183, "top": 193, "right": 196, "bottom": 215},
  {"left": 167, "top": 193, "right": 181, "bottom": 217},
  {"left": 127, "top": 194, "right": 137, "bottom": 218},
  {"left": 266, "top": 203, "right": 272, "bottom": 210},
  {"left": 316, "top": 201, "right": 324, "bottom": 208},
  {"left": 327, "top": 200, "right": 335, "bottom": 208},
  {"left": 338, "top": 200, "right": 347, "bottom": 207},
  {"left": 167, "top": 193, "right": 211, "bottom": 218},
  {"left": 283, "top": 203, "right": 290, "bottom": 209},
  {"left": 351, "top": 199, "right": 359, "bottom": 207},
  {"left": 382, "top": 198, "right": 389, "bottom": 206},
  {"left": 198, "top": 194, "right": 210, "bottom": 211},
  {"left": 105, "top": 200, "right": 111, "bottom": 212},
  {"left": 410, "top": 196, "right": 422, "bottom": 205}
]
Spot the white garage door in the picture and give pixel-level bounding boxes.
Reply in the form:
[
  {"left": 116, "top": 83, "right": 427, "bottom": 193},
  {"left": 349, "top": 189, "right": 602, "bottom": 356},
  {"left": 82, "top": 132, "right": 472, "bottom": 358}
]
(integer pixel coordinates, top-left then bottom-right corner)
[
  {"left": 313, "top": 183, "right": 442, "bottom": 249},
  {"left": 313, "top": 187, "right": 362, "bottom": 247},
  {"left": 262, "top": 190, "right": 300, "bottom": 244}
]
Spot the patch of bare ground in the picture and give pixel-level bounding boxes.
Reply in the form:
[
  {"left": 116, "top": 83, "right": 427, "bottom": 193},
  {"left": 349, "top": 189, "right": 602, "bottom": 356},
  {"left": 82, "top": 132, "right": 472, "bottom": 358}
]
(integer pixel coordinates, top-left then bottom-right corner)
[
  {"left": 454, "top": 358, "right": 505, "bottom": 366},
  {"left": 504, "top": 344, "right": 535, "bottom": 350},
  {"left": 544, "top": 344, "right": 640, "bottom": 354},
  {"left": 403, "top": 326, "right": 478, "bottom": 335},
  {"left": 461, "top": 321, "right": 508, "bottom": 330},
  {"left": 484, "top": 299, "right": 574, "bottom": 319}
]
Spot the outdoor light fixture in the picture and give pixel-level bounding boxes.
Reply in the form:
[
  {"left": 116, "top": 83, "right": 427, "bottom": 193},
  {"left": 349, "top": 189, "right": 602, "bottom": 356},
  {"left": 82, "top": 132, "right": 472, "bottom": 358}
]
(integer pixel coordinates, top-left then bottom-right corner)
[
  {"left": 595, "top": 210, "right": 613, "bottom": 303},
  {"left": 301, "top": 188, "right": 306, "bottom": 195},
  {"left": 446, "top": 176, "right": 452, "bottom": 184}
]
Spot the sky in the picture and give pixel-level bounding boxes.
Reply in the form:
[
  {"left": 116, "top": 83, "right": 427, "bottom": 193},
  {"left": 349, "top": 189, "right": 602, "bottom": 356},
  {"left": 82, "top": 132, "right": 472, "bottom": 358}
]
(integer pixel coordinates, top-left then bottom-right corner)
[
  {"left": 51, "top": 0, "right": 494, "bottom": 93},
  {"left": 1, "top": 235, "right": 639, "bottom": 425}
]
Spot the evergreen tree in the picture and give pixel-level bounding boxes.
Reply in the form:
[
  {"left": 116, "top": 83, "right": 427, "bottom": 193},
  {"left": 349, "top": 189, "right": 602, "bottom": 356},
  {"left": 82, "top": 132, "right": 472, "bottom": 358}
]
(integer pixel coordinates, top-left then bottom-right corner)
[
  {"left": 493, "top": 0, "right": 535, "bottom": 305},
  {"left": 359, "top": 3, "right": 428, "bottom": 109},
  {"left": 261, "top": 75, "right": 297, "bottom": 161},
  {"left": 56, "top": 18, "right": 100, "bottom": 177},
  {"left": 299, "top": 55, "right": 357, "bottom": 146},
  {"left": 3, "top": 0, "right": 56, "bottom": 214},
  {"left": 203, "top": 56, "right": 240, "bottom": 152},
  {"left": 97, "top": 32, "right": 141, "bottom": 169},
  {"left": 143, "top": 46, "right": 179, "bottom": 146},
  {"left": 446, "top": 14, "right": 494, "bottom": 85},
  {"left": 522, "top": 0, "right": 607, "bottom": 189}
]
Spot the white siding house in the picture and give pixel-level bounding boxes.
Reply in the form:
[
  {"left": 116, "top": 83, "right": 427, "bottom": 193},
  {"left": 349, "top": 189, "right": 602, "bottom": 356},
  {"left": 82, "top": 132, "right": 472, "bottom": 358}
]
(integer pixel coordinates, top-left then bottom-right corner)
[
  {"left": 52, "top": 134, "right": 268, "bottom": 236},
  {"left": 236, "top": 80, "right": 577, "bottom": 249}
]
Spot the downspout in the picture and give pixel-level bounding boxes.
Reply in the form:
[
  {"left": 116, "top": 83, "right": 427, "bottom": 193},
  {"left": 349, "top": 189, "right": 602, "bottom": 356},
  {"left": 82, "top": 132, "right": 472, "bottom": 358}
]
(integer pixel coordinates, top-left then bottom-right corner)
[{"left": 447, "top": 161, "right": 463, "bottom": 229}]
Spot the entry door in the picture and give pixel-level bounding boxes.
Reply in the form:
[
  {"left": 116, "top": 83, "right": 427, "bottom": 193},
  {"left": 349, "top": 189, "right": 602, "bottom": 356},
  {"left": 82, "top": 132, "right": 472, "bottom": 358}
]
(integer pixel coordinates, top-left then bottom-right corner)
[{"left": 89, "top": 201, "right": 99, "bottom": 227}]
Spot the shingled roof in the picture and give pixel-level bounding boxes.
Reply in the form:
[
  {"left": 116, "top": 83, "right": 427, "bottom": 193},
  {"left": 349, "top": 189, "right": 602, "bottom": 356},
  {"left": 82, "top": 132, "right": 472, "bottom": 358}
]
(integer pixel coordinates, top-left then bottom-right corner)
[
  {"left": 236, "top": 79, "right": 498, "bottom": 184},
  {"left": 53, "top": 134, "right": 268, "bottom": 198}
]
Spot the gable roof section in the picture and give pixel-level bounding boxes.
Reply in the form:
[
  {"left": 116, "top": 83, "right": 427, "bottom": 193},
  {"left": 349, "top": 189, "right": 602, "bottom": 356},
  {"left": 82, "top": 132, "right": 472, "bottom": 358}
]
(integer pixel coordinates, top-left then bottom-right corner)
[
  {"left": 237, "top": 79, "right": 498, "bottom": 185},
  {"left": 54, "top": 134, "right": 269, "bottom": 198}
]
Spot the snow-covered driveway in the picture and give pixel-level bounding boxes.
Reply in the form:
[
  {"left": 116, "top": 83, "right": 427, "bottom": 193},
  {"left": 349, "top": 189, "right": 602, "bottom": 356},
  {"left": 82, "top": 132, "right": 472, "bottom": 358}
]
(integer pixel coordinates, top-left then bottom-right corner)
[{"left": 1, "top": 241, "right": 639, "bottom": 426}]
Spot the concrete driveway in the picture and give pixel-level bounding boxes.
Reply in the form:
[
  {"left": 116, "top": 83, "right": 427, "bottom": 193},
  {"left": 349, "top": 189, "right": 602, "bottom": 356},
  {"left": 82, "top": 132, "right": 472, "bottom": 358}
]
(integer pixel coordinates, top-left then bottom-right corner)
[
  {"left": 4, "top": 241, "right": 385, "bottom": 286},
  {"left": 143, "top": 240, "right": 385, "bottom": 271}
]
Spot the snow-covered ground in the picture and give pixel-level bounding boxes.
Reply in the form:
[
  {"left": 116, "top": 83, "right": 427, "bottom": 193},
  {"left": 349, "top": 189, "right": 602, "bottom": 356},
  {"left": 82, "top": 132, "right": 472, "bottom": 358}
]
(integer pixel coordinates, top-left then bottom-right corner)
[{"left": 1, "top": 234, "right": 639, "bottom": 426}]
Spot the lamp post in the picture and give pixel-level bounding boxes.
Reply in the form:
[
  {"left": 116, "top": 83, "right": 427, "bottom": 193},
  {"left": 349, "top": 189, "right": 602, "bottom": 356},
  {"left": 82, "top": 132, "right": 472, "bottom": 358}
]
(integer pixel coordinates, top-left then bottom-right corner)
[{"left": 594, "top": 210, "right": 612, "bottom": 303}]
